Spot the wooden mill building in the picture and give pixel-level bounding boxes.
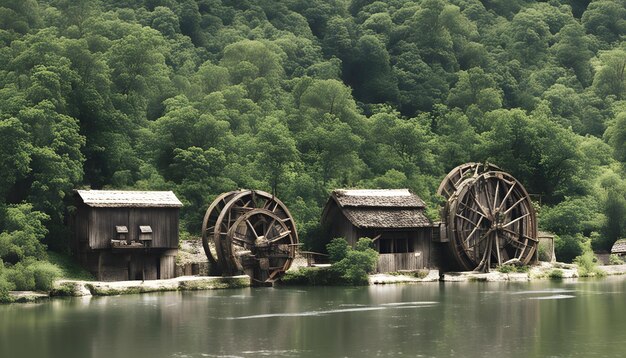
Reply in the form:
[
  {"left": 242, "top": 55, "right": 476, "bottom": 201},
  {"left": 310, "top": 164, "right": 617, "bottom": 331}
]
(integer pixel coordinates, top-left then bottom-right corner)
[
  {"left": 321, "top": 189, "right": 435, "bottom": 272},
  {"left": 72, "top": 190, "right": 182, "bottom": 281}
]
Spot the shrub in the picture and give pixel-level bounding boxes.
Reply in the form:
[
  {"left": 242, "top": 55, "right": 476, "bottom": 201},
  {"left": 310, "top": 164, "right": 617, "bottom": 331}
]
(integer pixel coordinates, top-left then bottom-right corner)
[
  {"left": 548, "top": 269, "right": 564, "bottom": 279},
  {"left": 574, "top": 243, "right": 605, "bottom": 277},
  {"left": 327, "top": 238, "right": 349, "bottom": 263},
  {"left": 280, "top": 267, "right": 340, "bottom": 286},
  {"left": 497, "top": 264, "right": 529, "bottom": 273},
  {"left": 30, "top": 261, "right": 62, "bottom": 291},
  {"left": 5, "top": 262, "right": 35, "bottom": 291},
  {"left": 3, "top": 260, "right": 62, "bottom": 291},
  {"left": 497, "top": 264, "right": 515, "bottom": 273},
  {"left": 609, "top": 254, "right": 624, "bottom": 265},
  {"left": 0, "top": 260, "right": 16, "bottom": 302},
  {"left": 330, "top": 238, "right": 378, "bottom": 285},
  {"left": 555, "top": 234, "right": 584, "bottom": 263}
]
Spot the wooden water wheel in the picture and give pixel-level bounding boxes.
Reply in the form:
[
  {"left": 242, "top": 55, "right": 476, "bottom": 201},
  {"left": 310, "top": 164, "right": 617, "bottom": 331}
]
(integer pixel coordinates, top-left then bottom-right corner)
[
  {"left": 201, "top": 190, "right": 298, "bottom": 283},
  {"left": 440, "top": 164, "right": 538, "bottom": 272}
]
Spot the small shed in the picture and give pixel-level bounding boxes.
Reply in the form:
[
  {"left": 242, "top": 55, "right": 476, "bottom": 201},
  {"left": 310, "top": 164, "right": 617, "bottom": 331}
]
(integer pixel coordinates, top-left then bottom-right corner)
[
  {"left": 72, "top": 190, "right": 182, "bottom": 281},
  {"left": 611, "top": 239, "right": 626, "bottom": 257},
  {"left": 321, "top": 189, "right": 433, "bottom": 272}
]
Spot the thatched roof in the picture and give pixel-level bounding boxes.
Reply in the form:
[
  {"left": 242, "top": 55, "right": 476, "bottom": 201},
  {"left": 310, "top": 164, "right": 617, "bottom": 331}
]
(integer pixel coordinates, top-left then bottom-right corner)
[
  {"left": 343, "top": 208, "right": 431, "bottom": 229},
  {"left": 76, "top": 190, "right": 183, "bottom": 208},
  {"left": 332, "top": 189, "right": 425, "bottom": 208},
  {"left": 328, "top": 189, "right": 431, "bottom": 229},
  {"left": 611, "top": 239, "right": 626, "bottom": 254}
]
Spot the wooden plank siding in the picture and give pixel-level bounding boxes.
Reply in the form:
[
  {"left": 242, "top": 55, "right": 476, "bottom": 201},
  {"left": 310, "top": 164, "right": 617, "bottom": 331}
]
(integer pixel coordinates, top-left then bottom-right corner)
[
  {"left": 377, "top": 252, "right": 423, "bottom": 272},
  {"left": 88, "top": 208, "right": 178, "bottom": 249},
  {"left": 128, "top": 208, "right": 179, "bottom": 248},
  {"left": 89, "top": 208, "right": 129, "bottom": 249}
]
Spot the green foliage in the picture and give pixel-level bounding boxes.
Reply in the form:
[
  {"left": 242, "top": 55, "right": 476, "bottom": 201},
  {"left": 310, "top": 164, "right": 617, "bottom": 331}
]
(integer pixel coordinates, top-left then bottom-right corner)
[
  {"left": 609, "top": 254, "right": 624, "bottom": 265},
  {"left": 329, "top": 238, "right": 379, "bottom": 285},
  {"left": 574, "top": 241, "right": 606, "bottom": 277},
  {"left": 554, "top": 234, "right": 584, "bottom": 263},
  {"left": 280, "top": 267, "right": 341, "bottom": 286},
  {"left": 547, "top": 269, "right": 564, "bottom": 279},
  {"left": 497, "top": 264, "right": 529, "bottom": 273},
  {"left": 30, "top": 260, "right": 62, "bottom": 291},
  {"left": 326, "top": 237, "right": 349, "bottom": 263},
  {"left": 46, "top": 251, "right": 93, "bottom": 281}
]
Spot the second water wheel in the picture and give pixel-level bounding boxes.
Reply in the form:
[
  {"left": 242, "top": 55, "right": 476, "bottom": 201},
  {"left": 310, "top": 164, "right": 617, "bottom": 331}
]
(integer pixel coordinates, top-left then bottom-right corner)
[
  {"left": 201, "top": 190, "right": 298, "bottom": 283},
  {"left": 439, "top": 163, "right": 538, "bottom": 272}
]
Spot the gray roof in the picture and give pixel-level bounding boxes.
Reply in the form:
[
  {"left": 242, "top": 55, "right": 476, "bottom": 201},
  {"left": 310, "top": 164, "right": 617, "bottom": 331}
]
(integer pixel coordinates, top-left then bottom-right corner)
[
  {"left": 327, "top": 189, "right": 431, "bottom": 229},
  {"left": 76, "top": 190, "right": 183, "bottom": 208},
  {"left": 611, "top": 239, "right": 626, "bottom": 254},
  {"left": 332, "top": 189, "right": 426, "bottom": 208},
  {"left": 343, "top": 208, "right": 432, "bottom": 229}
]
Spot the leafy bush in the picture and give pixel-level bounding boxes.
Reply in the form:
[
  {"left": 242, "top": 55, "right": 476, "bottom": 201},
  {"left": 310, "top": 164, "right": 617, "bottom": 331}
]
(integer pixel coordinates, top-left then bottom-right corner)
[
  {"left": 330, "top": 238, "right": 378, "bottom": 285},
  {"left": 280, "top": 267, "right": 340, "bottom": 286},
  {"left": 30, "top": 261, "right": 62, "bottom": 291},
  {"left": 554, "top": 234, "right": 584, "bottom": 263},
  {"left": 327, "top": 238, "right": 349, "bottom": 263},
  {"left": 5, "top": 262, "right": 35, "bottom": 291},
  {"left": 574, "top": 243, "right": 605, "bottom": 277},
  {"left": 282, "top": 238, "right": 379, "bottom": 286},
  {"left": 3, "top": 259, "right": 62, "bottom": 291},
  {"left": 609, "top": 254, "right": 624, "bottom": 265},
  {"left": 0, "top": 260, "right": 16, "bottom": 302},
  {"left": 497, "top": 264, "right": 529, "bottom": 273},
  {"left": 547, "top": 269, "right": 564, "bottom": 279}
]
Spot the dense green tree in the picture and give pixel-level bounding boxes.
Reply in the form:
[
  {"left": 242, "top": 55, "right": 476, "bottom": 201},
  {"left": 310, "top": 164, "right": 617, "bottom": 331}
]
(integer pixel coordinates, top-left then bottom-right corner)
[
  {"left": 581, "top": 0, "right": 626, "bottom": 45},
  {"left": 592, "top": 47, "right": 626, "bottom": 99},
  {"left": 256, "top": 118, "right": 300, "bottom": 196},
  {"left": 604, "top": 112, "right": 626, "bottom": 162}
]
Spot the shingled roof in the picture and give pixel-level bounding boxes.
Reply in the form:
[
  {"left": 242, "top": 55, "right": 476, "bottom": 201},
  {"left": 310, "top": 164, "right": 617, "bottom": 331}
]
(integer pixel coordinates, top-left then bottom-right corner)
[
  {"left": 333, "top": 189, "right": 426, "bottom": 208},
  {"left": 611, "top": 239, "right": 626, "bottom": 254},
  {"left": 76, "top": 190, "right": 183, "bottom": 208},
  {"left": 328, "top": 189, "right": 431, "bottom": 228}
]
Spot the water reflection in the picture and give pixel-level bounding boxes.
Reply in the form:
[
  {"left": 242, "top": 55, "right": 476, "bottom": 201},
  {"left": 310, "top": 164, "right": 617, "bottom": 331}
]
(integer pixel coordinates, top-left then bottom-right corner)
[{"left": 1, "top": 277, "right": 625, "bottom": 357}]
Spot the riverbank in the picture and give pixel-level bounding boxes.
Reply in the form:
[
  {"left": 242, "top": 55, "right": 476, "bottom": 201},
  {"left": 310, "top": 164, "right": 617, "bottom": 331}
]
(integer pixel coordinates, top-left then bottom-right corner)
[
  {"left": 3, "top": 275, "right": 250, "bottom": 303},
  {"left": 5, "top": 263, "right": 626, "bottom": 303},
  {"left": 369, "top": 262, "right": 626, "bottom": 284}
]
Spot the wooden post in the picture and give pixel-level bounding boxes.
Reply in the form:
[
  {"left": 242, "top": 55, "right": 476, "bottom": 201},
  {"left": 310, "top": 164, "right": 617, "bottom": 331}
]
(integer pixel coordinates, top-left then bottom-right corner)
[{"left": 97, "top": 252, "right": 103, "bottom": 281}]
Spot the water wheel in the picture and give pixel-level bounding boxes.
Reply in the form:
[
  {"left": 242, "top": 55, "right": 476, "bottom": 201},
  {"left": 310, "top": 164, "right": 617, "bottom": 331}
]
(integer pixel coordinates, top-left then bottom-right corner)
[
  {"left": 201, "top": 190, "right": 298, "bottom": 283},
  {"left": 440, "top": 164, "right": 538, "bottom": 272}
]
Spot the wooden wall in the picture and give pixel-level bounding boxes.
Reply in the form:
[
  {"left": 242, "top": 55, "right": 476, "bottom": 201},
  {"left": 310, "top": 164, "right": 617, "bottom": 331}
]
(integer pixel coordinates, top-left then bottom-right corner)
[
  {"left": 377, "top": 252, "right": 423, "bottom": 272},
  {"left": 322, "top": 202, "right": 358, "bottom": 246},
  {"left": 79, "top": 250, "right": 177, "bottom": 281},
  {"left": 88, "top": 207, "right": 179, "bottom": 249}
]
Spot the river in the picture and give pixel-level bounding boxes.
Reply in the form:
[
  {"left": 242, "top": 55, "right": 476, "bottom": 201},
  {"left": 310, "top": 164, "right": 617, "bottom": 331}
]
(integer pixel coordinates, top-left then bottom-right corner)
[{"left": 1, "top": 277, "right": 625, "bottom": 358}]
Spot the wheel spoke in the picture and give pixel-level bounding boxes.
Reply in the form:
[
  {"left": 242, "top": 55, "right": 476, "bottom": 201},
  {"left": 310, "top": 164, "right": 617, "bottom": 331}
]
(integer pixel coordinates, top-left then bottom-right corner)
[{"left": 502, "top": 212, "right": 530, "bottom": 228}]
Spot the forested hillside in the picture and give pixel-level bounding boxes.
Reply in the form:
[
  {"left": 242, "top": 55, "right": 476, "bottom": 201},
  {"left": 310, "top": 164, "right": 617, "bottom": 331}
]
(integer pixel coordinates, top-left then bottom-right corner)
[{"left": 1, "top": 0, "right": 625, "bottom": 281}]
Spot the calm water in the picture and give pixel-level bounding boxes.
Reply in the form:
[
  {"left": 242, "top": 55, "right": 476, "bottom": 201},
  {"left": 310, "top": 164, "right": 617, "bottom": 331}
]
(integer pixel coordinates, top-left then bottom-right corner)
[{"left": 1, "top": 277, "right": 625, "bottom": 358}]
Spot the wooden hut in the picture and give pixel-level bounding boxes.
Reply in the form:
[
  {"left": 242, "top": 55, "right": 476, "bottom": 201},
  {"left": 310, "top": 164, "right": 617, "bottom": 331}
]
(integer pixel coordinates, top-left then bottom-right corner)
[
  {"left": 611, "top": 239, "right": 626, "bottom": 257},
  {"left": 321, "top": 189, "right": 433, "bottom": 272},
  {"left": 72, "top": 190, "right": 182, "bottom": 281}
]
